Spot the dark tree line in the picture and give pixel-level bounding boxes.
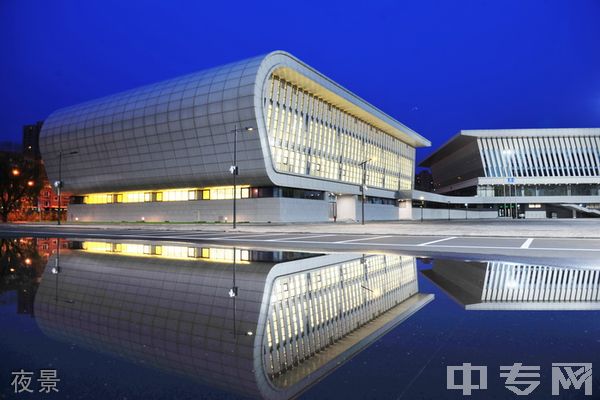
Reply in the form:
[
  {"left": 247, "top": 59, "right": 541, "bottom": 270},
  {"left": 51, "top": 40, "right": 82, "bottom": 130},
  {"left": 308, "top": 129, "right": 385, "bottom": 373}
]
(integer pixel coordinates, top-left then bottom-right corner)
[{"left": 0, "top": 152, "right": 43, "bottom": 222}]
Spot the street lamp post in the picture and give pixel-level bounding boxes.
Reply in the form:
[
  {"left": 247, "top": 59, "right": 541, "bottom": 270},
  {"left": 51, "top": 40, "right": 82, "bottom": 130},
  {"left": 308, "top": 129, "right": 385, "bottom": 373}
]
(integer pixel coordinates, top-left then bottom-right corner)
[
  {"left": 230, "top": 125, "right": 254, "bottom": 229},
  {"left": 358, "top": 158, "right": 372, "bottom": 225},
  {"left": 54, "top": 150, "right": 78, "bottom": 225},
  {"left": 419, "top": 196, "right": 425, "bottom": 222},
  {"left": 448, "top": 201, "right": 451, "bottom": 220},
  {"left": 465, "top": 203, "right": 469, "bottom": 220}
]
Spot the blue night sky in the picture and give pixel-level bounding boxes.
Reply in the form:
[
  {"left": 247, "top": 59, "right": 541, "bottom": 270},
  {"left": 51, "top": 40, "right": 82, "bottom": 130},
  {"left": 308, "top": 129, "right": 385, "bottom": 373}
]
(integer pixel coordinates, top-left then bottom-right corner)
[{"left": 1, "top": 0, "right": 600, "bottom": 162}]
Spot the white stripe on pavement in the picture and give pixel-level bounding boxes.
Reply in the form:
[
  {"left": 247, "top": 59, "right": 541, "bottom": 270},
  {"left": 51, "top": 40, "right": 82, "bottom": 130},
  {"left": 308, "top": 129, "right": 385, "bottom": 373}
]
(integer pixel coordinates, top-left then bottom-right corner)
[
  {"left": 335, "top": 235, "right": 393, "bottom": 244},
  {"left": 520, "top": 238, "right": 534, "bottom": 249},
  {"left": 267, "top": 234, "right": 337, "bottom": 242},
  {"left": 417, "top": 237, "right": 457, "bottom": 246}
]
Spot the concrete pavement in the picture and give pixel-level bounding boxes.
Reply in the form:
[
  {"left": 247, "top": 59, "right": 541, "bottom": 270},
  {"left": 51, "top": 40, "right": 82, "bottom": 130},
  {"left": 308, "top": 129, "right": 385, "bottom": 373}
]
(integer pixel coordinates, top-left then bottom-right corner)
[
  {"left": 5, "top": 218, "right": 600, "bottom": 238},
  {"left": 2, "top": 223, "right": 600, "bottom": 266}
]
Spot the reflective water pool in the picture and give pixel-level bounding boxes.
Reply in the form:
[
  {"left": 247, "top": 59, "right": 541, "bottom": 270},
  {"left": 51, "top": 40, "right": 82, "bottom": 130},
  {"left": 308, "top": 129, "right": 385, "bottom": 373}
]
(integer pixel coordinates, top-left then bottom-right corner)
[{"left": 1, "top": 237, "right": 598, "bottom": 399}]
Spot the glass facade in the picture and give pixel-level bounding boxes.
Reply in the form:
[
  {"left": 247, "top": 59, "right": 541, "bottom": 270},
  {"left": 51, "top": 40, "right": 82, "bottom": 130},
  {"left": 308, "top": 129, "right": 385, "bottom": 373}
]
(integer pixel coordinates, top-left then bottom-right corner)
[
  {"left": 478, "top": 136, "right": 600, "bottom": 178},
  {"left": 264, "top": 73, "right": 415, "bottom": 192},
  {"left": 79, "top": 186, "right": 325, "bottom": 204}
]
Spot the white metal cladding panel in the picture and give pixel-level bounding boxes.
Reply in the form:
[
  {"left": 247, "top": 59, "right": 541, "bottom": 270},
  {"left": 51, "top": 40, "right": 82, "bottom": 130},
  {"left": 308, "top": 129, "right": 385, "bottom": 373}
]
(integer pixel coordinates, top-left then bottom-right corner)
[
  {"left": 477, "top": 136, "right": 600, "bottom": 178},
  {"left": 40, "top": 55, "right": 269, "bottom": 193},
  {"left": 481, "top": 262, "right": 600, "bottom": 303},
  {"left": 263, "top": 254, "right": 417, "bottom": 377},
  {"left": 35, "top": 252, "right": 274, "bottom": 397}
]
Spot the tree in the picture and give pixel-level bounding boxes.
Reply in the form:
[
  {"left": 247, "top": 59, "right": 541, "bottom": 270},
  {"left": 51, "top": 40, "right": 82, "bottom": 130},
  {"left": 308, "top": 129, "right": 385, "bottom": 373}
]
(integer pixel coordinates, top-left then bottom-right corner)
[{"left": 0, "top": 152, "right": 43, "bottom": 222}]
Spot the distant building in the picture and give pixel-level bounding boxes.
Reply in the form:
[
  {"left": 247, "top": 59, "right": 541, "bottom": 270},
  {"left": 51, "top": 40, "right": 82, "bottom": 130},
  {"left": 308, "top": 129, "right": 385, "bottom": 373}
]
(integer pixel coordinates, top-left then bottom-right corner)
[
  {"left": 23, "top": 121, "right": 43, "bottom": 160},
  {"left": 419, "top": 128, "right": 600, "bottom": 218},
  {"left": 39, "top": 51, "right": 430, "bottom": 223}
]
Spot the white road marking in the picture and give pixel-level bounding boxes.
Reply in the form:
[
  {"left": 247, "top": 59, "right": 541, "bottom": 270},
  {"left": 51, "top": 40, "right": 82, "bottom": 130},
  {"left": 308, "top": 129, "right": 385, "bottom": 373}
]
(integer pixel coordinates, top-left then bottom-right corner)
[
  {"left": 267, "top": 234, "right": 337, "bottom": 241},
  {"left": 520, "top": 238, "right": 534, "bottom": 249},
  {"left": 417, "top": 237, "right": 457, "bottom": 246},
  {"left": 334, "top": 235, "right": 393, "bottom": 243}
]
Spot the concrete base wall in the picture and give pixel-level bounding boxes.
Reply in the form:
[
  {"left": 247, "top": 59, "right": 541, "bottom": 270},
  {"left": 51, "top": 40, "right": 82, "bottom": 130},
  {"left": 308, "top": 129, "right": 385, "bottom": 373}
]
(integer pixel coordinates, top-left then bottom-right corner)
[
  {"left": 412, "top": 208, "right": 498, "bottom": 220},
  {"left": 357, "top": 203, "right": 400, "bottom": 221},
  {"left": 68, "top": 198, "right": 330, "bottom": 223},
  {"left": 335, "top": 195, "right": 401, "bottom": 222}
]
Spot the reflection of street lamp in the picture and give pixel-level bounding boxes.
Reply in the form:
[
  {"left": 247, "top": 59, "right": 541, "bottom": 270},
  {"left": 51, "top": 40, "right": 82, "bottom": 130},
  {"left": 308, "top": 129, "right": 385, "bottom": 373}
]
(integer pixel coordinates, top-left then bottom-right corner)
[
  {"left": 230, "top": 126, "right": 254, "bottom": 229},
  {"left": 52, "top": 238, "right": 61, "bottom": 302},
  {"left": 55, "top": 150, "right": 79, "bottom": 225},
  {"left": 229, "top": 247, "right": 239, "bottom": 338},
  {"left": 419, "top": 196, "right": 425, "bottom": 222},
  {"left": 448, "top": 201, "right": 451, "bottom": 220},
  {"left": 465, "top": 203, "right": 468, "bottom": 220}
]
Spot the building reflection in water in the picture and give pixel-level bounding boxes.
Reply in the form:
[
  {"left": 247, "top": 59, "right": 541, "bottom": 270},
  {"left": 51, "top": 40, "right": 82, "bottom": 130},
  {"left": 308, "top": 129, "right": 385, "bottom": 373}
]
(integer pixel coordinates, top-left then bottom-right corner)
[
  {"left": 34, "top": 241, "right": 433, "bottom": 400},
  {"left": 422, "top": 259, "right": 600, "bottom": 310}
]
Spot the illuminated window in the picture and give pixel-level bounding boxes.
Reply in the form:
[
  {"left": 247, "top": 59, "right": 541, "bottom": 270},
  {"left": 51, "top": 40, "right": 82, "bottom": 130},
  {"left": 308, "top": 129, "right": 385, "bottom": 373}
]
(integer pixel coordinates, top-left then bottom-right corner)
[{"left": 187, "top": 247, "right": 198, "bottom": 258}]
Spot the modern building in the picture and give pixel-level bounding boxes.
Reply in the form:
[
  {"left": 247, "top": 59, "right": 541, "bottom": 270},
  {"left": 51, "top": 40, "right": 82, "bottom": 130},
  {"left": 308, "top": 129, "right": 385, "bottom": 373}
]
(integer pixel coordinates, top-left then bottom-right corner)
[
  {"left": 418, "top": 128, "right": 600, "bottom": 218},
  {"left": 422, "top": 258, "right": 600, "bottom": 310},
  {"left": 35, "top": 241, "right": 433, "bottom": 399},
  {"left": 39, "top": 51, "right": 430, "bottom": 223}
]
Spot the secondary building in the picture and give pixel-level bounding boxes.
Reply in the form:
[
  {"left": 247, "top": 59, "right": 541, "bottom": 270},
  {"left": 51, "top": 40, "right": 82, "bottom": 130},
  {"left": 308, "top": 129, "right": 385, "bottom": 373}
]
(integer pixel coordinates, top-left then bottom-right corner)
[
  {"left": 418, "top": 128, "right": 600, "bottom": 218},
  {"left": 422, "top": 258, "right": 600, "bottom": 310},
  {"left": 39, "top": 51, "right": 430, "bottom": 223}
]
